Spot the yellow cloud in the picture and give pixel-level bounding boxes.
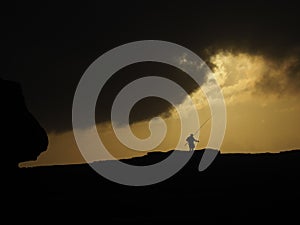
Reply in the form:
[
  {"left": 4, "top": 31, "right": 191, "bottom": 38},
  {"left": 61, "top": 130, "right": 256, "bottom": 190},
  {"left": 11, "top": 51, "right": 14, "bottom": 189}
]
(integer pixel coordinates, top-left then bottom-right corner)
[{"left": 21, "top": 50, "right": 300, "bottom": 167}]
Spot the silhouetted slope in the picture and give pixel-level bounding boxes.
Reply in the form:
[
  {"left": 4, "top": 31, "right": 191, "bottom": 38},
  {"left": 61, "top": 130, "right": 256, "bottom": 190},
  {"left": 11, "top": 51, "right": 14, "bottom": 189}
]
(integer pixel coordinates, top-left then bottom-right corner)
[
  {"left": 17, "top": 149, "right": 300, "bottom": 223},
  {"left": 0, "top": 78, "right": 48, "bottom": 168},
  {"left": 0, "top": 78, "right": 49, "bottom": 222}
]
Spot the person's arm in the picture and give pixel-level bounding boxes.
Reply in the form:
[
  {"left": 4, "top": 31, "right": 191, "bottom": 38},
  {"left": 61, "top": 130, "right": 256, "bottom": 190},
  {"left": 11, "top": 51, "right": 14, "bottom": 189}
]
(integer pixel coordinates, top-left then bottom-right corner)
[{"left": 193, "top": 137, "right": 199, "bottom": 142}]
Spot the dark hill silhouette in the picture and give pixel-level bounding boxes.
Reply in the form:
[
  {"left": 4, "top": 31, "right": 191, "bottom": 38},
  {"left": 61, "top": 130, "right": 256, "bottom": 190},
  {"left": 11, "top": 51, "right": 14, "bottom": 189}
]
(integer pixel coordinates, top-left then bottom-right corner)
[
  {"left": 17, "top": 149, "right": 300, "bottom": 224},
  {"left": 1, "top": 78, "right": 298, "bottom": 224},
  {"left": 0, "top": 78, "right": 48, "bottom": 168},
  {"left": 0, "top": 77, "right": 48, "bottom": 206}
]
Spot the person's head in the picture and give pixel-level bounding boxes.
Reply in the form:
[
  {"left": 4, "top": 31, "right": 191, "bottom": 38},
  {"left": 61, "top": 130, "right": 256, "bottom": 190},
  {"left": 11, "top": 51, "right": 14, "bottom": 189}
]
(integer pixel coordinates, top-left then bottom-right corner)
[{"left": 190, "top": 133, "right": 193, "bottom": 136}]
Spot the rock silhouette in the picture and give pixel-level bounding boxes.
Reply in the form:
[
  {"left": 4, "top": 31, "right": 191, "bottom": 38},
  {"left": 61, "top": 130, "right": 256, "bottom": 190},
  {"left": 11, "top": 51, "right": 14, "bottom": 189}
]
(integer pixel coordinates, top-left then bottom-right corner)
[
  {"left": 17, "top": 149, "right": 300, "bottom": 223},
  {"left": 1, "top": 79, "right": 299, "bottom": 223},
  {"left": 0, "top": 78, "right": 48, "bottom": 169}
]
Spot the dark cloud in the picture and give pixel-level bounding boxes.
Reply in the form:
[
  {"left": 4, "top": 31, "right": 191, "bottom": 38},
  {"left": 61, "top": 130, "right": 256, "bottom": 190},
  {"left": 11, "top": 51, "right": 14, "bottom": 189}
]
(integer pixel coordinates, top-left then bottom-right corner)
[
  {"left": 288, "top": 60, "right": 300, "bottom": 80},
  {"left": 1, "top": 1, "right": 300, "bottom": 132},
  {"left": 283, "top": 58, "right": 300, "bottom": 93},
  {"left": 95, "top": 62, "right": 200, "bottom": 127},
  {"left": 254, "top": 57, "right": 300, "bottom": 96}
]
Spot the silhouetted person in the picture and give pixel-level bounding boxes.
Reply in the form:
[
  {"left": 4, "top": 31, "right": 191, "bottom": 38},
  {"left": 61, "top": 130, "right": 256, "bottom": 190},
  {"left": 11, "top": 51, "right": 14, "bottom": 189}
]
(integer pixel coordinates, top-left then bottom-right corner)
[{"left": 186, "top": 134, "right": 199, "bottom": 151}]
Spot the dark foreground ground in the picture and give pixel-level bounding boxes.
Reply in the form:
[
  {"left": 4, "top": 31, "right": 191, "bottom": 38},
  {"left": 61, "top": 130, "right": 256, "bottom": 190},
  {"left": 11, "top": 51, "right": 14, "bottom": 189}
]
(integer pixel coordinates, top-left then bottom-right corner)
[{"left": 9, "top": 149, "right": 300, "bottom": 224}]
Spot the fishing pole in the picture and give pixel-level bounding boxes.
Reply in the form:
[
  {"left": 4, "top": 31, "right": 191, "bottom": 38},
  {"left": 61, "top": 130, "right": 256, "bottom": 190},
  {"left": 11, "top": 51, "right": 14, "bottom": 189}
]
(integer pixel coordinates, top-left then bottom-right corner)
[
  {"left": 184, "top": 113, "right": 213, "bottom": 146},
  {"left": 193, "top": 113, "right": 213, "bottom": 136}
]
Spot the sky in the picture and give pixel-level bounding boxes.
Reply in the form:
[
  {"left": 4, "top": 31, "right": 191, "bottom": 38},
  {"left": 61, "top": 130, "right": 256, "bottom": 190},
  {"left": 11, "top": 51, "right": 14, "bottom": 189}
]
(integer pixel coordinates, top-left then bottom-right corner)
[{"left": 1, "top": 1, "right": 300, "bottom": 166}]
